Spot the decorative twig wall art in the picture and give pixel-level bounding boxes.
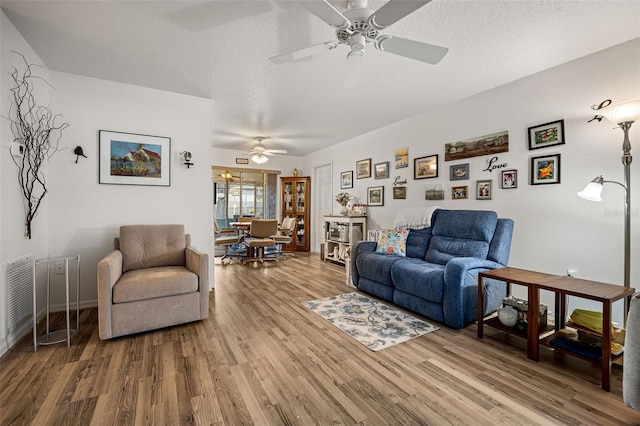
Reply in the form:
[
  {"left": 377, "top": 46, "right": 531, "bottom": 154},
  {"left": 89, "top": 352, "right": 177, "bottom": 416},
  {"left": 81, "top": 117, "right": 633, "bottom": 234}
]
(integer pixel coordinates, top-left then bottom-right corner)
[{"left": 3, "top": 52, "right": 69, "bottom": 239}]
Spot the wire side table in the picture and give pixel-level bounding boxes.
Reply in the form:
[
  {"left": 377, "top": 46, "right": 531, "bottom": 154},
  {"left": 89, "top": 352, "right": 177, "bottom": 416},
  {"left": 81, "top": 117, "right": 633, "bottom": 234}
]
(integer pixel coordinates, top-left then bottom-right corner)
[{"left": 32, "top": 255, "right": 80, "bottom": 352}]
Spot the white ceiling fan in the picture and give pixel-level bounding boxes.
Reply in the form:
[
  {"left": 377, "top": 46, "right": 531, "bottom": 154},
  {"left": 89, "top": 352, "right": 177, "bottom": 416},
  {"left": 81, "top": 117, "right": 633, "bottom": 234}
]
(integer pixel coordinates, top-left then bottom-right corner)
[
  {"left": 269, "top": 0, "right": 449, "bottom": 87},
  {"left": 247, "top": 137, "right": 288, "bottom": 164}
]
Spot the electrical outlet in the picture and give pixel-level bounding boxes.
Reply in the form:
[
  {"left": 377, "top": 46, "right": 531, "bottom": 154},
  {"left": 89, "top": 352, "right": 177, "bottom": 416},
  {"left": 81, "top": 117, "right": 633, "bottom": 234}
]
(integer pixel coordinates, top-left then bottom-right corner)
[
  {"left": 567, "top": 269, "right": 577, "bottom": 277},
  {"left": 54, "top": 262, "right": 65, "bottom": 275}
]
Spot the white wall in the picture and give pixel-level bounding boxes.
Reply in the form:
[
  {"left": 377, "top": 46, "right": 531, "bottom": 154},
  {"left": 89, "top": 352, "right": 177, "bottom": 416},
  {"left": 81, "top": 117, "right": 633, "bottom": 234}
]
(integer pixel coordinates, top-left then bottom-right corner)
[
  {"left": 46, "top": 72, "right": 215, "bottom": 310},
  {"left": 303, "top": 38, "right": 640, "bottom": 325},
  {"left": 1, "top": 10, "right": 215, "bottom": 356},
  {"left": 0, "top": 11, "right": 51, "bottom": 353}
]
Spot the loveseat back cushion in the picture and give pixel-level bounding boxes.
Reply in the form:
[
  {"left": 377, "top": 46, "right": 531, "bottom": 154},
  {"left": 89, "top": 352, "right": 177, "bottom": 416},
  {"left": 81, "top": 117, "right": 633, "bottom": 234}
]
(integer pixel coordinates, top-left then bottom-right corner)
[
  {"left": 405, "top": 228, "right": 431, "bottom": 259},
  {"left": 425, "top": 210, "right": 498, "bottom": 265},
  {"left": 120, "top": 224, "right": 187, "bottom": 272}
]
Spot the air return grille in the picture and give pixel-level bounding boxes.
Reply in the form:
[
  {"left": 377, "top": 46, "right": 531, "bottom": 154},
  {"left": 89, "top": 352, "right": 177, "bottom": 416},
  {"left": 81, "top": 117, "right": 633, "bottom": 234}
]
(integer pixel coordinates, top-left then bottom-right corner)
[{"left": 4, "top": 255, "right": 32, "bottom": 334}]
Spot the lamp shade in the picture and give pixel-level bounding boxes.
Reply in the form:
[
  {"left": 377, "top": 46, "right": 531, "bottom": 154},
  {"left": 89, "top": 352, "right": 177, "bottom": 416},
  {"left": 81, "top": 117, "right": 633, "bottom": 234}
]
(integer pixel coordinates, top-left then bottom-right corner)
[
  {"left": 252, "top": 153, "right": 268, "bottom": 164},
  {"left": 599, "top": 100, "right": 640, "bottom": 124},
  {"left": 577, "top": 176, "right": 604, "bottom": 202}
]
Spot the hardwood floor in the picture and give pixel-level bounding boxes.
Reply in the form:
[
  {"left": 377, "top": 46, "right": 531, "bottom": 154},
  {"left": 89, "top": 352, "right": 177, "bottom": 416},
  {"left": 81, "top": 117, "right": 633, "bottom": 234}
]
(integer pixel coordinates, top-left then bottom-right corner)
[{"left": 1, "top": 253, "right": 639, "bottom": 425}]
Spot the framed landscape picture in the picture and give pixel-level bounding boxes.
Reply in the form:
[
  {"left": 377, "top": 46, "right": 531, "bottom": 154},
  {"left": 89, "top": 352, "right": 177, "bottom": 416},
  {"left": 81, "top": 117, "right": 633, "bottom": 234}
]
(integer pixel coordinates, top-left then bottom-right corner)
[
  {"left": 425, "top": 184, "right": 445, "bottom": 200},
  {"left": 476, "top": 180, "right": 492, "bottom": 200},
  {"left": 374, "top": 161, "right": 390, "bottom": 179},
  {"left": 449, "top": 163, "right": 469, "bottom": 181},
  {"left": 531, "top": 154, "right": 561, "bottom": 185},
  {"left": 414, "top": 154, "right": 438, "bottom": 179},
  {"left": 99, "top": 130, "right": 170, "bottom": 186},
  {"left": 395, "top": 147, "right": 408, "bottom": 169},
  {"left": 340, "top": 170, "right": 353, "bottom": 189},
  {"left": 356, "top": 158, "right": 372, "bottom": 179},
  {"left": 367, "top": 186, "right": 384, "bottom": 206},
  {"left": 501, "top": 169, "right": 517, "bottom": 189},
  {"left": 393, "top": 186, "right": 406, "bottom": 199},
  {"left": 528, "top": 119, "right": 565, "bottom": 150},
  {"left": 445, "top": 131, "right": 509, "bottom": 161}
]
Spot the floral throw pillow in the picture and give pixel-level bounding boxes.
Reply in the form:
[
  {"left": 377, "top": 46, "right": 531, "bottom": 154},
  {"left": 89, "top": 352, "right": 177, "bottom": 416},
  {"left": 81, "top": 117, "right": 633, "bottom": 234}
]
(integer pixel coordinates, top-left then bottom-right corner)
[{"left": 375, "top": 229, "right": 408, "bottom": 256}]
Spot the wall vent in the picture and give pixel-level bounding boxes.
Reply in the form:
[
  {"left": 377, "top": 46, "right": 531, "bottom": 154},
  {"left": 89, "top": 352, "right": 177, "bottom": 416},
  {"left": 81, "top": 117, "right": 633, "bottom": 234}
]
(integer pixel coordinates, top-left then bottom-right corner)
[{"left": 4, "top": 255, "right": 33, "bottom": 334}]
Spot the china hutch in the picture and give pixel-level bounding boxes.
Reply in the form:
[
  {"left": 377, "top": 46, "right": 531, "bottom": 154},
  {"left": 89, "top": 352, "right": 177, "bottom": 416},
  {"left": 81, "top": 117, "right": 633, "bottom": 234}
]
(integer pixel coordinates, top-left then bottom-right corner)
[{"left": 280, "top": 176, "right": 310, "bottom": 252}]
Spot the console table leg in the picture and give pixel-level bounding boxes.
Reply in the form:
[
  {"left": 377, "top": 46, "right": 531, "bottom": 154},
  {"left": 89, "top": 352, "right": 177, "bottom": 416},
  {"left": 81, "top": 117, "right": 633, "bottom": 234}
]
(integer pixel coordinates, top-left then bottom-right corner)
[
  {"left": 527, "top": 285, "right": 540, "bottom": 361},
  {"left": 602, "top": 302, "right": 612, "bottom": 391}
]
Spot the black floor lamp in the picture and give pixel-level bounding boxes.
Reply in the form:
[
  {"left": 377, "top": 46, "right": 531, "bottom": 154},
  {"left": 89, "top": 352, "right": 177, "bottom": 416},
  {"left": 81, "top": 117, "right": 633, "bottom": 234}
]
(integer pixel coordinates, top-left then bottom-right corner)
[{"left": 578, "top": 99, "right": 639, "bottom": 326}]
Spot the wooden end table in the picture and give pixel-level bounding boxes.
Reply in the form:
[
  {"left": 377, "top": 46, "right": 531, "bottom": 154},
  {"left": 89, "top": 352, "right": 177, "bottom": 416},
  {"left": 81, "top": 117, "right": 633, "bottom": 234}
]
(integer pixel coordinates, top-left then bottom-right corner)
[{"left": 477, "top": 267, "right": 634, "bottom": 391}]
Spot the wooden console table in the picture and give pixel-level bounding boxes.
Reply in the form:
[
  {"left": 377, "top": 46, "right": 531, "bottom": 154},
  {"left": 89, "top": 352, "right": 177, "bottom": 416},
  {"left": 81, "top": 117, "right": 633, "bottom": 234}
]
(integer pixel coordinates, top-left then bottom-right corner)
[{"left": 477, "top": 267, "right": 634, "bottom": 391}]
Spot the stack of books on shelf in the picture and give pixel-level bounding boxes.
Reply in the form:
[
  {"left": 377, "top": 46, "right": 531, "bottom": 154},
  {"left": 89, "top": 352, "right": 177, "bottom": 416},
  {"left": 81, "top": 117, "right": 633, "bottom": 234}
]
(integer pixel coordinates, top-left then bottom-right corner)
[{"left": 549, "top": 309, "right": 623, "bottom": 360}]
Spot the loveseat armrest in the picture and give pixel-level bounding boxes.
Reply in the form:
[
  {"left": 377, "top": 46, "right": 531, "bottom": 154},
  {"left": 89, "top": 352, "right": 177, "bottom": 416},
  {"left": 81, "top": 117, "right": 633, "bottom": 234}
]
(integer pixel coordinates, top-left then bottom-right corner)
[
  {"left": 97, "top": 250, "right": 123, "bottom": 340},
  {"left": 186, "top": 246, "right": 210, "bottom": 319},
  {"left": 442, "top": 257, "right": 507, "bottom": 328},
  {"left": 350, "top": 240, "right": 377, "bottom": 286}
]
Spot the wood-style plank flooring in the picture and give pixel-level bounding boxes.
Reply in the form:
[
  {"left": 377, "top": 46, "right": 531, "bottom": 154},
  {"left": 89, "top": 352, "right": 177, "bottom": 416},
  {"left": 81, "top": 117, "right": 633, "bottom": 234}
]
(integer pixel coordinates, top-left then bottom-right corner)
[{"left": 1, "top": 253, "right": 639, "bottom": 425}]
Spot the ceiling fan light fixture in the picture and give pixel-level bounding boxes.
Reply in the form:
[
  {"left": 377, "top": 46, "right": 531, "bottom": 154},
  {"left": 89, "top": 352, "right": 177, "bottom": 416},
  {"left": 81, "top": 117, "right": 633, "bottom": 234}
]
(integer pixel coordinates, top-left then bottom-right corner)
[{"left": 252, "top": 153, "right": 268, "bottom": 164}]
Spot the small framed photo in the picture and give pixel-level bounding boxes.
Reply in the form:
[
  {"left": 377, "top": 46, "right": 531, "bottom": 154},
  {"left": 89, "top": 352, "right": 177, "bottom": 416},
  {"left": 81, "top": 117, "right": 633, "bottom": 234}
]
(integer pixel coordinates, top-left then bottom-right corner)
[
  {"left": 414, "top": 154, "right": 438, "bottom": 179},
  {"left": 425, "top": 184, "right": 445, "bottom": 200},
  {"left": 356, "top": 158, "right": 372, "bottom": 179},
  {"left": 367, "top": 186, "right": 384, "bottom": 206},
  {"left": 476, "top": 180, "right": 492, "bottom": 200},
  {"left": 451, "top": 185, "right": 468, "bottom": 200},
  {"left": 528, "top": 119, "right": 565, "bottom": 150},
  {"left": 393, "top": 186, "right": 406, "bottom": 199},
  {"left": 531, "top": 154, "right": 561, "bottom": 185},
  {"left": 340, "top": 170, "right": 353, "bottom": 189},
  {"left": 501, "top": 169, "right": 517, "bottom": 189},
  {"left": 449, "top": 163, "right": 469, "bottom": 181},
  {"left": 99, "top": 130, "right": 171, "bottom": 186},
  {"left": 374, "top": 161, "right": 389, "bottom": 179},
  {"left": 235, "top": 157, "right": 249, "bottom": 165}
]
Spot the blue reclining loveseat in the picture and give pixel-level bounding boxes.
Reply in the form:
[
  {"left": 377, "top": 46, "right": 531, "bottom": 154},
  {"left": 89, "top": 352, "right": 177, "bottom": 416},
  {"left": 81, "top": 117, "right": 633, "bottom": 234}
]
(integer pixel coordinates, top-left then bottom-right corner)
[{"left": 350, "top": 209, "right": 514, "bottom": 329}]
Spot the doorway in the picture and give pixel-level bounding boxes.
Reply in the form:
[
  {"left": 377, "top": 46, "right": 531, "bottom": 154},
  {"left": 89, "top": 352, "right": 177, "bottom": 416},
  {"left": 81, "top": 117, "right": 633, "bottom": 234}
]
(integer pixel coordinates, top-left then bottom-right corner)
[{"left": 314, "top": 163, "right": 333, "bottom": 253}]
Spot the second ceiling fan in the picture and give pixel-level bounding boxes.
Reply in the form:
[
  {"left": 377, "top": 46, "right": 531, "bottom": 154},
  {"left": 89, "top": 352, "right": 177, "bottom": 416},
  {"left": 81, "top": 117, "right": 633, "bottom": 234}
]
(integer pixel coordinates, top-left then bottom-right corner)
[
  {"left": 247, "top": 137, "right": 288, "bottom": 164},
  {"left": 269, "top": 0, "right": 449, "bottom": 87}
]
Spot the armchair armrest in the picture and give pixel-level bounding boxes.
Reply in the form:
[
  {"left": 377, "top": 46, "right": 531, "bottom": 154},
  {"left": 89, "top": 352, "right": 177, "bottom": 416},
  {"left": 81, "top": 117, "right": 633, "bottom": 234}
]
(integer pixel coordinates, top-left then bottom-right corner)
[
  {"left": 186, "top": 246, "right": 210, "bottom": 319},
  {"left": 443, "top": 257, "right": 507, "bottom": 329},
  {"left": 97, "top": 250, "right": 123, "bottom": 340}
]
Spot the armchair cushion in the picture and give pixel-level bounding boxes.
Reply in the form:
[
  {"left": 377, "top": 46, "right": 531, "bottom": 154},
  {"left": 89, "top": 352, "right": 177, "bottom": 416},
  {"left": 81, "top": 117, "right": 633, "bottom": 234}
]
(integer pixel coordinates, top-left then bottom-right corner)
[
  {"left": 113, "top": 266, "right": 198, "bottom": 303},
  {"left": 120, "top": 224, "right": 187, "bottom": 272}
]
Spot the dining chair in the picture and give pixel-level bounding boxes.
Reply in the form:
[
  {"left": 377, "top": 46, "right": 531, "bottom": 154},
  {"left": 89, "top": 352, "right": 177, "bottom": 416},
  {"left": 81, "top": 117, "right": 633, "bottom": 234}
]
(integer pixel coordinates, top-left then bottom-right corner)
[
  {"left": 243, "top": 219, "right": 278, "bottom": 267},
  {"left": 273, "top": 216, "right": 296, "bottom": 258},
  {"left": 214, "top": 220, "right": 242, "bottom": 264}
]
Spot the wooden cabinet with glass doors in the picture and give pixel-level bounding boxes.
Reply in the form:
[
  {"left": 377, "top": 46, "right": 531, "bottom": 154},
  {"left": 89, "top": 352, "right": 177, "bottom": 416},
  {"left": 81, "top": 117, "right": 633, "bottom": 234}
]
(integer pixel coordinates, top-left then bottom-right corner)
[{"left": 280, "top": 176, "right": 310, "bottom": 252}]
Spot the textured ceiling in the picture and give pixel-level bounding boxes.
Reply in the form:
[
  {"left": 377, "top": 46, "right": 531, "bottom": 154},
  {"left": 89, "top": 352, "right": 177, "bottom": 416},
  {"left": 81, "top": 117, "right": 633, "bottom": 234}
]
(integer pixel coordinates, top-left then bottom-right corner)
[{"left": 2, "top": 0, "right": 639, "bottom": 156}]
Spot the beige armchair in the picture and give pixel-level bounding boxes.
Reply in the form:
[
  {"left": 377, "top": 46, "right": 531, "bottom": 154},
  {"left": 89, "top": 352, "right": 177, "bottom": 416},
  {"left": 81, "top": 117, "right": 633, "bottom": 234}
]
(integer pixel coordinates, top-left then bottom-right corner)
[{"left": 97, "top": 224, "right": 209, "bottom": 340}]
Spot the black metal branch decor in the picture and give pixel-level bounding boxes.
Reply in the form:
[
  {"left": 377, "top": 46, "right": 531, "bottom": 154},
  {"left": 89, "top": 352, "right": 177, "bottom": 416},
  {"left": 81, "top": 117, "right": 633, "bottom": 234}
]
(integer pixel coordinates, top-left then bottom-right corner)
[{"left": 3, "top": 52, "right": 69, "bottom": 239}]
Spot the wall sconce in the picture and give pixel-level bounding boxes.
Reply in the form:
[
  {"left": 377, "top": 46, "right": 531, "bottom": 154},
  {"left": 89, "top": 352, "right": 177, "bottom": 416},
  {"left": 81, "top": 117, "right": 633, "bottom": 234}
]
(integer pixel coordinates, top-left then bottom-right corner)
[
  {"left": 179, "top": 151, "right": 194, "bottom": 168},
  {"left": 251, "top": 153, "right": 268, "bottom": 164},
  {"left": 578, "top": 99, "right": 639, "bottom": 325},
  {"left": 73, "top": 146, "right": 87, "bottom": 163}
]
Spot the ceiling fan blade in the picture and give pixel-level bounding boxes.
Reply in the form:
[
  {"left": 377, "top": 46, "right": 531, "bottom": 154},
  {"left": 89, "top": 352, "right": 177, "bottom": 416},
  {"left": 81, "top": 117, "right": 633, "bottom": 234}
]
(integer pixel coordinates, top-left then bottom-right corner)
[
  {"left": 369, "top": 0, "right": 432, "bottom": 30},
  {"left": 375, "top": 35, "right": 448, "bottom": 65},
  {"left": 302, "top": 0, "right": 351, "bottom": 29},
  {"left": 266, "top": 149, "right": 288, "bottom": 154},
  {"left": 344, "top": 52, "right": 365, "bottom": 88},
  {"left": 268, "top": 41, "right": 338, "bottom": 64}
]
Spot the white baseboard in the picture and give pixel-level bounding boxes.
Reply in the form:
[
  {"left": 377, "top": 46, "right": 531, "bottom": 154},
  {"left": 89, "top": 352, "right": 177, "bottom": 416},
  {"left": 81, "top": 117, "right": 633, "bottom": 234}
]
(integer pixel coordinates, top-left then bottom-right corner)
[{"left": 0, "top": 299, "right": 98, "bottom": 357}]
